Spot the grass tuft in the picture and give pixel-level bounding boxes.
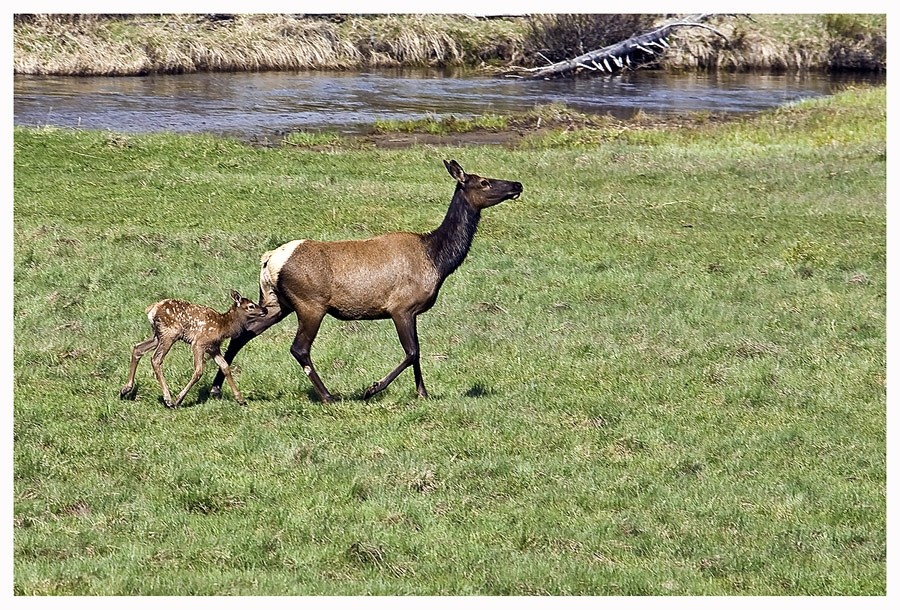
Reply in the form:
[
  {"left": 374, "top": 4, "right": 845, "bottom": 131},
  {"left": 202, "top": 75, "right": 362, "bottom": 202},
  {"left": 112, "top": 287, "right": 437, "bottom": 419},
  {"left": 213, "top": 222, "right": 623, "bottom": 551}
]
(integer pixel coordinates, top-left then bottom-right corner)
[{"left": 373, "top": 113, "right": 508, "bottom": 135}]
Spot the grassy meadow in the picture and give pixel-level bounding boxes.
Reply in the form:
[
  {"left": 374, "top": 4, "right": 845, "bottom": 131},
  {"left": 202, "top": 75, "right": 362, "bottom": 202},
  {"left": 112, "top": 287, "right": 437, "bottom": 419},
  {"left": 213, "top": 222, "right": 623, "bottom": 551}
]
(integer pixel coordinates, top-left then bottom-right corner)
[{"left": 12, "top": 87, "right": 886, "bottom": 595}]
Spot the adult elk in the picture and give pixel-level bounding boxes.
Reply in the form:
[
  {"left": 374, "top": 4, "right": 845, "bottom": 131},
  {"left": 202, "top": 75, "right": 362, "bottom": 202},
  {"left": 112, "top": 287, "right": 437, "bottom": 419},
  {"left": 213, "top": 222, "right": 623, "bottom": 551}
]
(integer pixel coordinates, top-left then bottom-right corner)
[{"left": 210, "top": 159, "right": 523, "bottom": 402}]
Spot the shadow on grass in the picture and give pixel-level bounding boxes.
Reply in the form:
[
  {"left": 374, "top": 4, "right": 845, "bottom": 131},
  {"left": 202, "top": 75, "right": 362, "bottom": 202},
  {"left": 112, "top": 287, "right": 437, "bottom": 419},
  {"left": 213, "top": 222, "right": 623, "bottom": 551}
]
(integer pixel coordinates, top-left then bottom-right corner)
[
  {"left": 189, "top": 380, "right": 492, "bottom": 405},
  {"left": 464, "top": 382, "right": 494, "bottom": 398}
]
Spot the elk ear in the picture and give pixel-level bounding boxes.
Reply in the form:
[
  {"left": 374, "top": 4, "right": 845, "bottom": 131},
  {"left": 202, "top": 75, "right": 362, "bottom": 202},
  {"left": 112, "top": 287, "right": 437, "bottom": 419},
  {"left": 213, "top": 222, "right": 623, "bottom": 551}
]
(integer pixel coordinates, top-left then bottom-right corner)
[
  {"left": 230, "top": 289, "right": 242, "bottom": 304},
  {"left": 443, "top": 159, "right": 466, "bottom": 184}
]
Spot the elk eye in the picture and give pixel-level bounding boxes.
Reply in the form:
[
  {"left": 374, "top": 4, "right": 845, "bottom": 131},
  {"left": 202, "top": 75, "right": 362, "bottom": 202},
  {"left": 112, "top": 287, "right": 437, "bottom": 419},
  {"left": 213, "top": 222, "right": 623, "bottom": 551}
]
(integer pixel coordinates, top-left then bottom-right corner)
[{"left": 480, "top": 179, "right": 490, "bottom": 188}]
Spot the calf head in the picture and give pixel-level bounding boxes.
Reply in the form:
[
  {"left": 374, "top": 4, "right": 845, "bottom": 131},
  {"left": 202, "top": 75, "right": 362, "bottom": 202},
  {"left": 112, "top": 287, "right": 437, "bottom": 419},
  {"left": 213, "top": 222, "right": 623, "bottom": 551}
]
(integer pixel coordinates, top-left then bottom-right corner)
[{"left": 230, "top": 289, "right": 268, "bottom": 322}]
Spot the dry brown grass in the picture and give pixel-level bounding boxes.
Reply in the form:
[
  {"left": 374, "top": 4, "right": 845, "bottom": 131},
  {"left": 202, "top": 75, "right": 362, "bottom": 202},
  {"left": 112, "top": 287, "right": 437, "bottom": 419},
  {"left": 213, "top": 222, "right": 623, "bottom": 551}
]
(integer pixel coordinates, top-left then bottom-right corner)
[
  {"left": 13, "top": 14, "right": 524, "bottom": 75},
  {"left": 659, "top": 14, "right": 885, "bottom": 71},
  {"left": 13, "top": 14, "right": 366, "bottom": 74},
  {"left": 12, "top": 13, "right": 885, "bottom": 76},
  {"left": 351, "top": 15, "right": 464, "bottom": 66}
]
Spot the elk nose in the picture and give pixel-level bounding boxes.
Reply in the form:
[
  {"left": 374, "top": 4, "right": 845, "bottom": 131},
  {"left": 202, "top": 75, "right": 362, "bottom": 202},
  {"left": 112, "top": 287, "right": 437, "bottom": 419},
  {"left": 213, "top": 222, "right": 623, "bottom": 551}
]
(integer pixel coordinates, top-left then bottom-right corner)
[{"left": 510, "top": 182, "right": 523, "bottom": 199}]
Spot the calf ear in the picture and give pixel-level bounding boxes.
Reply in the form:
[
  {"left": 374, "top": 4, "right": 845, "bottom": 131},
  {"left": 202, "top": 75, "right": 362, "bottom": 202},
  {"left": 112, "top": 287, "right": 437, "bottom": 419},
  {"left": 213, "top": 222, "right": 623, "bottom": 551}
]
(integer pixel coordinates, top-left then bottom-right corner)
[
  {"left": 443, "top": 159, "right": 466, "bottom": 183},
  {"left": 230, "top": 289, "right": 242, "bottom": 304}
]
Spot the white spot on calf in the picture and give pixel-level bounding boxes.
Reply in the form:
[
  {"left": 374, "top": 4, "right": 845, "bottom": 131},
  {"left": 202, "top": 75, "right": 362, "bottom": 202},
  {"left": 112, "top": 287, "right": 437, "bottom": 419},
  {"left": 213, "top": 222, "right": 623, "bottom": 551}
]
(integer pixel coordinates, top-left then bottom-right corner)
[{"left": 303, "top": 365, "right": 312, "bottom": 376}]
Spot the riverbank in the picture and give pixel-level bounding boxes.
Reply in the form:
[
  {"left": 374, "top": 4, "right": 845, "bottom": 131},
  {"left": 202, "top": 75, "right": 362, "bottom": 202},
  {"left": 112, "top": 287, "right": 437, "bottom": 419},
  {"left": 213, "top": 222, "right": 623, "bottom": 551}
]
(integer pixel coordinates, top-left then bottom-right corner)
[
  {"left": 13, "top": 13, "right": 886, "bottom": 76},
  {"left": 286, "top": 101, "right": 743, "bottom": 150},
  {"left": 257, "top": 84, "right": 883, "bottom": 150}
]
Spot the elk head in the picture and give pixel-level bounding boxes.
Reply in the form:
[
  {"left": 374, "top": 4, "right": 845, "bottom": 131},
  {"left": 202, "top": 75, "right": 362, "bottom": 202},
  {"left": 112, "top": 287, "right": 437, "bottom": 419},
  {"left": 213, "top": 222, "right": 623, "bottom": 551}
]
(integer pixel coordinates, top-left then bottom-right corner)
[{"left": 444, "top": 159, "right": 523, "bottom": 210}]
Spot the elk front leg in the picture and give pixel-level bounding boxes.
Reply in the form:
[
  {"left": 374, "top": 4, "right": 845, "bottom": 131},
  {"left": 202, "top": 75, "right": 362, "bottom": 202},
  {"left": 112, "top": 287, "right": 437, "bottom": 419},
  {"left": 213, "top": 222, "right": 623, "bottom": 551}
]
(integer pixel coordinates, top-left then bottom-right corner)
[
  {"left": 289, "top": 310, "right": 334, "bottom": 403},
  {"left": 120, "top": 335, "right": 158, "bottom": 399},
  {"left": 364, "top": 314, "right": 427, "bottom": 399}
]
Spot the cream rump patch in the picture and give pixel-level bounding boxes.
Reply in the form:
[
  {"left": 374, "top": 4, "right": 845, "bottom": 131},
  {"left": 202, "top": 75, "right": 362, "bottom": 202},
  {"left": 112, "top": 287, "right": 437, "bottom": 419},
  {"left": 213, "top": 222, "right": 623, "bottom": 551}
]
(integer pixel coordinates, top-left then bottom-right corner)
[{"left": 260, "top": 240, "right": 305, "bottom": 306}]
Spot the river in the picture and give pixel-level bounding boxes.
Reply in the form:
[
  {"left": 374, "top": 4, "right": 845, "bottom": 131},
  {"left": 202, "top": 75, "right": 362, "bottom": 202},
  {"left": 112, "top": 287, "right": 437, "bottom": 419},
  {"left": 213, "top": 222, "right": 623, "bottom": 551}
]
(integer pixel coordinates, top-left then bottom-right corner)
[{"left": 13, "top": 68, "right": 885, "bottom": 139}]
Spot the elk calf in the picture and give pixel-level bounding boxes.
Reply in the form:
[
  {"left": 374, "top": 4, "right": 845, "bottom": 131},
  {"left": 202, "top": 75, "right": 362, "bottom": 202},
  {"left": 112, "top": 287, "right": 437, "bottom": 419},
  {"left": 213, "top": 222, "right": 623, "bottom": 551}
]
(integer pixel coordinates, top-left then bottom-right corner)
[
  {"left": 209, "top": 159, "right": 523, "bottom": 403},
  {"left": 120, "top": 290, "right": 268, "bottom": 408}
]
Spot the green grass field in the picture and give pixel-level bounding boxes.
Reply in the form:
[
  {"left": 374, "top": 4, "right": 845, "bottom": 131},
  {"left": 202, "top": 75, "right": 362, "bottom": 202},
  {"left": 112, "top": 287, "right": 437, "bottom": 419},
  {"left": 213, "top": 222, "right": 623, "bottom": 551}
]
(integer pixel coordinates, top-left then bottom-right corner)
[{"left": 12, "top": 87, "right": 886, "bottom": 595}]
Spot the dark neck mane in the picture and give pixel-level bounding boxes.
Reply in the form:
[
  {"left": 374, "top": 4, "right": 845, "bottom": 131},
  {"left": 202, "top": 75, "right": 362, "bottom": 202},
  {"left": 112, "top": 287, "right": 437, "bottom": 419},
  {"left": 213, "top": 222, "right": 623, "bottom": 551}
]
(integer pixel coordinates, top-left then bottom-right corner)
[{"left": 424, "top": 186, "right": 481, "bottom": 278}]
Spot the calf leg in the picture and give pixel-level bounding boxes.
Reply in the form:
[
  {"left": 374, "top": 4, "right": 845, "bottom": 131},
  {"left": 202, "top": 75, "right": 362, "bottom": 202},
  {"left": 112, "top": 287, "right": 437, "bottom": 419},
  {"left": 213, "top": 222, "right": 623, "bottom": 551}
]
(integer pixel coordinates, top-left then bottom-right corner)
[
  {"left": 364, "top": 314, "right": 427, "bottom": 399},
  {"left": 171, "top": 344, "right": 207, "bottom": 408},
  {"left": 210, "top": 304, "right": 289, "bottom": 398},
  {"left": 120, "top": 335, "right": 158, "bottom": 399},
  {"left": 149, "top": 336, "right": 177, "bottom": 407},
  {"left": 213, "top": 352, "right": 245, "bottom": 405}
]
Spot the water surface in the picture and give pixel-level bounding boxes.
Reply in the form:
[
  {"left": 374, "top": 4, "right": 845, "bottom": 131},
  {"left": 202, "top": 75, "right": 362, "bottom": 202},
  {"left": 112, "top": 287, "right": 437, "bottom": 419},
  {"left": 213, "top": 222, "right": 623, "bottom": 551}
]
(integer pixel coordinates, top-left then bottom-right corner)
[{"left": 13, "top": 68, "right": 884, "bottom": 139}]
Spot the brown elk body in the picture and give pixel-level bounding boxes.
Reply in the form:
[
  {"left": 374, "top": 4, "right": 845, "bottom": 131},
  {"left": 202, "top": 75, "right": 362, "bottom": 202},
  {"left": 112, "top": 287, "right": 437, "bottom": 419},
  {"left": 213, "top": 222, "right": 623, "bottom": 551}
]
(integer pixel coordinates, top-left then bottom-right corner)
[
  {"left": 120, "top": 290, "right": 268, "bottom": 407},
  {"left": 209, "top": 159, "right": 523, "bottom": 403}
]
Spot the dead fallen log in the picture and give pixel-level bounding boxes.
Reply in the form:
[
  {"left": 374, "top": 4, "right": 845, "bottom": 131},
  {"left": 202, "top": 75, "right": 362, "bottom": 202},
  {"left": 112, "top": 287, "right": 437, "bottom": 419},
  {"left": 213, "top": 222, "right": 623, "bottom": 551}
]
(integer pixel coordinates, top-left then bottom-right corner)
[{"left": 505, "top": 14, "right": 728, "bottom": 80}]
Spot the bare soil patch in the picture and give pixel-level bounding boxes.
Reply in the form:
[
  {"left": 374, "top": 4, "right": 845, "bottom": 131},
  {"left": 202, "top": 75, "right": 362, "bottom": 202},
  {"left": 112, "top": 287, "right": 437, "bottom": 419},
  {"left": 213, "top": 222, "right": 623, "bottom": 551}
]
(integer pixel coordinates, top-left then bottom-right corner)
[{"left": 363, "top": 129, "right": 532, "bottom": 149}]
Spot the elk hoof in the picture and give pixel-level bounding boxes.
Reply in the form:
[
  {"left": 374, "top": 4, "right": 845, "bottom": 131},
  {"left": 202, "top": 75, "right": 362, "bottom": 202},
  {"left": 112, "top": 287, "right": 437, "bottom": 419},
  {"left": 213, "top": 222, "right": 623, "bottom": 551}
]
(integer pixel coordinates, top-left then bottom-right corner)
[
  {"left": 119, "top": 386, "right": 135, "bottom": 400},
  {"left": 362, "top": 383, "right": 380, "bottom": 400},
  {"left": 209, "top": 386, "right": 223, "bottom": 399}
]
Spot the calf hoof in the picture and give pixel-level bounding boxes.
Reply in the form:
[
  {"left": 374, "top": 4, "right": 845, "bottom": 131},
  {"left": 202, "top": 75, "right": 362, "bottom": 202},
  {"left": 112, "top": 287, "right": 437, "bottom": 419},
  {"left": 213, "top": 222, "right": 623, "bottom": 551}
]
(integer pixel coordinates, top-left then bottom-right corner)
[
  {"left": 209, "top": 386, "right": 223, "bottom": 400},
  {"left": 119, "top": 386, "right": 135, "bottom": 400}
]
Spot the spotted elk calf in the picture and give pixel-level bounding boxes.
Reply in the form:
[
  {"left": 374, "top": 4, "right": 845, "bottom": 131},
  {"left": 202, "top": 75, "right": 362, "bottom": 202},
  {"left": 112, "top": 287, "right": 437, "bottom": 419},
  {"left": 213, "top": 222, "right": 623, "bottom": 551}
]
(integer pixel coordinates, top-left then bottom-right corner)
[
  {"left": 120, "top": 290, "right": 268, "bottom": 408},
  {"left": 208, "top": 159, "right": 523, "bottom": 403}
]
